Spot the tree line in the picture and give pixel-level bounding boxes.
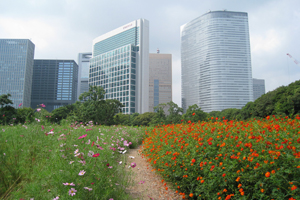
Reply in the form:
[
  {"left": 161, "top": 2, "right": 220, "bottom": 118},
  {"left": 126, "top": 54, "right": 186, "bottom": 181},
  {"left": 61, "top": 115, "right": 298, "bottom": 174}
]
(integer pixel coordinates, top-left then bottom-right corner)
[{"left": 1, "top": 80, "right": 300, "bottom": 126}]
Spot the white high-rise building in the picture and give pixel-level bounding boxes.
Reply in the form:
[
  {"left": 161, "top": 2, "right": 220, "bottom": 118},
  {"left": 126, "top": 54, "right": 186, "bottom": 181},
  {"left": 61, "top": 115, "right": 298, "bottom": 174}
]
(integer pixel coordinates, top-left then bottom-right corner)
[
  {"left": 181, "top": 11, "right": 253, "bottom": 113},
  {"left": 90, "top": 19, "right": 149, "bottom": 114}
]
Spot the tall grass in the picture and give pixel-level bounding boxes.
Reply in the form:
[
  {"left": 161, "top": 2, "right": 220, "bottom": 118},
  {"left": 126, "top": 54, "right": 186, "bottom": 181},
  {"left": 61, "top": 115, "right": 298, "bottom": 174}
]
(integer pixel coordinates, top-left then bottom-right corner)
[{"left": 0, "top": 122, "right": 146, "bottom": 200}]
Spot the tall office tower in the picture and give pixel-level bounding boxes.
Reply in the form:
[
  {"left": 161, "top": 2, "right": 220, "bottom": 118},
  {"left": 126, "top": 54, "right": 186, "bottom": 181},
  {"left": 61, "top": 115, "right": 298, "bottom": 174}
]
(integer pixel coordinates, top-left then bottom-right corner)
[
  {"left": 149, "top": 52, "right": 172, "bottom": 112},
  {"left": 90, "top": 19, "right": 149, "bottom": 114},
  {"left": 31, "top": 60, "right": 78, "bottom": 112},
  {"left": 181, "top": 11, "right": 253, "bottom": 113},
  {"left": 77, "top": 53, "right": 92, "bottom": 100},
  {"left": 0, "top": 39, "right": 35, "bottom": 108},
  {"left": 253, "top": 78, "right": 265, "bottom": 101}
]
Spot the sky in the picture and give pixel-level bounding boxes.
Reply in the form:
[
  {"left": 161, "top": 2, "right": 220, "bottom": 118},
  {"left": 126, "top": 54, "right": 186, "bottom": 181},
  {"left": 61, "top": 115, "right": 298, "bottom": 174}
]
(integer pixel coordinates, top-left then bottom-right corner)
[{"left": 1, "top": 0, "right": 300, "bottom": 107}]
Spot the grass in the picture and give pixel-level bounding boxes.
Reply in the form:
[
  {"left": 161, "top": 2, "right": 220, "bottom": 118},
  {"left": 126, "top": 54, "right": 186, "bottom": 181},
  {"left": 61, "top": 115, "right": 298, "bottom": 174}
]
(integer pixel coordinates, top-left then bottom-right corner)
[{"left": 0, "top": 122, "right": 146, "bottom": 200}]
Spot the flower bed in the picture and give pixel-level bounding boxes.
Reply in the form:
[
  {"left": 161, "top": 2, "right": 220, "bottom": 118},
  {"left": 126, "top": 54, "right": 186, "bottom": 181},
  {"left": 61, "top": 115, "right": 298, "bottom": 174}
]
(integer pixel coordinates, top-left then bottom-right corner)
[{"left": 142, "top": 116, "right": 300, "bottom": 199}]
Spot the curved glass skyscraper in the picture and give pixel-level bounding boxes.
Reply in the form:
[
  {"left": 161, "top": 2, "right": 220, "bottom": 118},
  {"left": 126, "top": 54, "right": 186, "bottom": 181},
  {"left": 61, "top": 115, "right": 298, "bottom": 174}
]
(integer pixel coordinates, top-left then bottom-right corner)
[{"left": 181, "top": 11, "right": 253, "bottom": 113}]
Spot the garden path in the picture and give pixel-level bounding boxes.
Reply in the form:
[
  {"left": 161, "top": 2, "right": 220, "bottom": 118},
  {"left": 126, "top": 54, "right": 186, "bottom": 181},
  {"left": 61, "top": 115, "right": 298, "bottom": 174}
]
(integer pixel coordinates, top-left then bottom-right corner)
[{"left": 126, "top": 145, "right": 182, "bottom": 200}]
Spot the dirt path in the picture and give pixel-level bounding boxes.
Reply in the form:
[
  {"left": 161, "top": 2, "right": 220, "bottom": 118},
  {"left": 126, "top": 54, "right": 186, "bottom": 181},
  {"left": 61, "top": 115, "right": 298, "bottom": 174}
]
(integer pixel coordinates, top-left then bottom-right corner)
[{"left": 125, "top": 145, "right": 182, "bottom": 200}]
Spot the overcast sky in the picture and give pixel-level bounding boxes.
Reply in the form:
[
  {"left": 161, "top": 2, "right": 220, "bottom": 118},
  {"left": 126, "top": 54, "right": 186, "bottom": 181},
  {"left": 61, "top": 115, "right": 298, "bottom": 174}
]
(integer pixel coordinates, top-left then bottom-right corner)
[{"left": 1, "top": 0, "right": 300, "bottom": 107}]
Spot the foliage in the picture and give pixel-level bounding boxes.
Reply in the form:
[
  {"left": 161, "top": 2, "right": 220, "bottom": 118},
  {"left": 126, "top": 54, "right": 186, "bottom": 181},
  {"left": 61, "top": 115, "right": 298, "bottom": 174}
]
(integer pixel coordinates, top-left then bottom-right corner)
[
  {"left": 132, "top": 112, "right": 156, "bottom": 126},
  {"left": 69, "top": 86, "right": 124, "bottom": 125},
  {"left": 0, "top": 94, "right": 13, "bottom": 108},
  {"left": 49, "top": 104, "right": 75, "bottom": 124},
  {"left": 0, "top": 123, "right": 146, "bottom": 199},
  {"left": 142, "top": 116, "right": 300, "bottom": 199},
  {"left": 183, "top": 104, "right": 208, "bottom": 123},
  {"left": 165, "top": 101, "right": 183, "bottom": 124},
  {"left": 150, "top": 103, "right": 167, "bottom": 125},
  {"left": 0, "top": 106, "right": 17, "bottom": 125},
  {"left": 16, "top": 107, "right": 35, "bottom": 124}
]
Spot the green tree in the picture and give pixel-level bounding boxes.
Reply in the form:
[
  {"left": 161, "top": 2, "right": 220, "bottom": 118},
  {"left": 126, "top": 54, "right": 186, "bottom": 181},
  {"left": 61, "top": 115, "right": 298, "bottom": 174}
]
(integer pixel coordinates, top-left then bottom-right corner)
[
  {"left": 132, "top": 112, "right": 156, "bottom": 126},
  {"left": 16, "top": 107, "right": 35, "bottom": 124},
  {"left": 0, "top": 93, "right": 13, "bottom": 108},
  {"left": 165, "top": 101, "right": 183, "bottom": 124},
  {"left": 50, "top": 104, "right": 75, "bottom": 124},
  {"left": 101, "top": 99, "right": 124, "bottom": 125},
  {"left": 150, "top": 103, "right": 167, "bottom": 125},
  {"left": 183, "top": 104, "right": 207, "bottom": 122}
]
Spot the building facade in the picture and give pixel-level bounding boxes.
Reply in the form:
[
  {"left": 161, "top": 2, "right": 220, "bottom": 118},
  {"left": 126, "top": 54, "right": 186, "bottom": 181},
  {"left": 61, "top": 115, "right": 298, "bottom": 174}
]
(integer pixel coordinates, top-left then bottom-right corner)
[
  {"left": 90, "top": 19, "right": 149, "bottom": 114},
  {"left": 181, "top": 11, "right": 253, "bottom": 113},
  {"left": 0, "top": 39, "right": 35, "bottom": 108},
  {"left": 77, "top": 52, "right": 92, "bottom": 100},
  {"left": 149, "top": 52, "right": 172, "bottom": 112},
  {"left": 253, "top": 78, "right": 265, "bottom": 101},
  {"left": 31, "top": 59, "right": 78, "bottom": 112}
]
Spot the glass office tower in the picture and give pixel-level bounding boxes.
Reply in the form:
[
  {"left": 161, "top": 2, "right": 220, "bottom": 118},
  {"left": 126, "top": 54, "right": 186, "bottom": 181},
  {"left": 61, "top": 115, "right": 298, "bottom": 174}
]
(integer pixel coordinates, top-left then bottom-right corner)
[
  {"left": 31, "top": 60, "right": 78, "bottom": 112},
  {"left": 253, "top": 78, "right": 265, "bottom": 101},
  {"left": 181, "top": 11, "right": 253, "bottom": 113},
  {"left": 0, "top": 39, "right": 35, "bottom": 108},
  {"left": 90, "top": 19, "right": 149, "bottom": 114},
  {"left": 77, "top": 52, "right": 92, "bottom": 100}
]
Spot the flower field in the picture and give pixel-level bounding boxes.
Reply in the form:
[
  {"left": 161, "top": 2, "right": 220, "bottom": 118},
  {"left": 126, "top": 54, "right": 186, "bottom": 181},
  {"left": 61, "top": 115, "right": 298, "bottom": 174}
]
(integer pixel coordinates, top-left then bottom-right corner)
[
  {"left": 0, "top": 122, "right": 145, "bottom": 200},
  {"left": 142, "top": 116, "right": 300, "bottom": 199}
]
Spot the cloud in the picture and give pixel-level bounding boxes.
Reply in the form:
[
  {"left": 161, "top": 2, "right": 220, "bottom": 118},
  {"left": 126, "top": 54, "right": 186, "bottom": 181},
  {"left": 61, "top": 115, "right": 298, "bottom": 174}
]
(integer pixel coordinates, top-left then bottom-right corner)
[{"left": 0, "top": 17, "right": 58, "bottom": 50}]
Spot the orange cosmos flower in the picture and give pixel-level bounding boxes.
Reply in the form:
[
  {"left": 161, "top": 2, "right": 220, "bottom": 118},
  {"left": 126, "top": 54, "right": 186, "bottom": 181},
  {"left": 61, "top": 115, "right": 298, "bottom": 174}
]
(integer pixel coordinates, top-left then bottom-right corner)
[
  {"left": 191, "top": 158, "right": 196, "bottom": 163},
  {"left": 291, "top": 185, "right": 297, "bottom": 191},
  {"left": 265, "top": 172, "right": 270, "bottom": 178},
  {"left": 189, "top": 193, "right": 194, "bottom": 197},
  {"left": 271, "top": 170, "right": 276, "bottom": 174},
  {"left": 236, "top": 177, "right": 240, "bottom": 182},
  {"left": 192, "top": 113, "right": 195, "bottom": 116},
  {"left": 201, "top": 180, "right": 205, "bottom": 183},
  {"left": 261, "top": 189, "right": 264, "bottom": 193}
]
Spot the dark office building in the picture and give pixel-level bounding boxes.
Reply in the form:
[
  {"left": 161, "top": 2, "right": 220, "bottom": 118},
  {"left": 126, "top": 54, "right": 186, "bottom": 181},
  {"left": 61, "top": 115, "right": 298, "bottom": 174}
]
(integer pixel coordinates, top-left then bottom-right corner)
[{"left": 31, "top": 59, "right": 78, "bottom": 112}]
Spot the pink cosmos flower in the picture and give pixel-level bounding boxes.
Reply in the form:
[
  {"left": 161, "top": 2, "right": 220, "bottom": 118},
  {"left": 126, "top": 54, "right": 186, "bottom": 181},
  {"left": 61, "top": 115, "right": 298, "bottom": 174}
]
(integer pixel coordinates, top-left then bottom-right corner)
[
  {"left": 40, "top": 104, "right": 46, "bottom": 107},
  {"left": 37, "top": 108, "right": 41, "bottom": 112},
  {"left": 19, "top": 103, "right": 22, "bottom": 107},
  {"left": 68, "top": 188, "right": 77, "bottom": 196},
  {"left": 78, "top": 170, "right": 86, "bottom": 176},
  {"left": 92, "top": 153, "right": 99, "bottom": 157},
  {"left": 63, "top": 182, "right": 75, "bottom": 186},
  {"left": 78, "top": 134, "right": 87, "bottom": 139},
  {"left": 131, "top": 162, "right": 137, "bottom": 168},
  {"left": 84, "top": 187, "right": 92, "bottom": 191},
  {"left": 108, "top": 166, "right": 113, "bottom": 168},
  {"left": 41, "top": 125, "right": 44, "bottom": 130}
]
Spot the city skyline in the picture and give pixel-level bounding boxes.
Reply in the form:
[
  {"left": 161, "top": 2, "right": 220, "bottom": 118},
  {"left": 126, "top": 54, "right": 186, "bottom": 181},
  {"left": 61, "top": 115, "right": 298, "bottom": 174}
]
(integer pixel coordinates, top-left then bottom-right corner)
[{"left": 1, "top": 0, "right": 300, "bottom": 107}]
